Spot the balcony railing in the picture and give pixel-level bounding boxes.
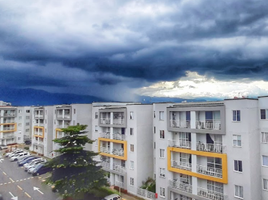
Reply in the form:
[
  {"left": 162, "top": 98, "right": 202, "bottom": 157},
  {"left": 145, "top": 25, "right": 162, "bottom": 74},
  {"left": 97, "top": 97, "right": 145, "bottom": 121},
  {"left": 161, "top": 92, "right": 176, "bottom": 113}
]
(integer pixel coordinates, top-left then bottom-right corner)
[
  {"left": 171, "top": 160, "right": 192, "bottom": 171},
  {"left": 112, "top": 148, "right": 124, "bottom": 157},
  {"left": 115, "top": 181, "right": 124, "bottom": 188},
  {"left": 100, "top": 118, "right": 111, "bottom": 125},
  {"left": 3, "top": 113, "right": 16, "bottom": 117},
  {"left": 198, "top": 187, "right": 226, "bottom": 200},
  {"left": 113, "top": 164, "right": 126, "bottom": 174},
  {"left": 3, "top": 120, "right": 15, "bottom": 123},
  {"left": 137, "top": 188, "right": 156, "bottom": 200},
  {"left": 101, "top": 161, "right": 110, "bottom": 170},
  {"left": 196, "top": 142, "right": 223, "bottom": 153},
  {"left": 113, "top": 118, "right": 124, "bottom": 125},
  {"left": 100, "top": 146, "right": 110, "bottom": 154},
  {"left": 100, "top": 132, "right": 110, "bottom": 139},
  {"left": 168, "top": 139, "right": 191, "bottom": 149},
  {"left": 169, "top": 180, "right": 192, "bottom": 194},
  {"left": 196, "top": 120, "right": 221, "bottom": 130},
  {"left": 170, "top": 120, "right": 190, "bottom": 128},
  {"left": 112, "top": 133, "right": 125, "bottom": 141},
  {"left": 2, "top": 134, "right": 15, "bottom": 139},
  {"left": 197, "top": 164, "right": 222, "bottom": 178},
  {"left": 3, "top": 126, "right": 15, "bottom": 131}
]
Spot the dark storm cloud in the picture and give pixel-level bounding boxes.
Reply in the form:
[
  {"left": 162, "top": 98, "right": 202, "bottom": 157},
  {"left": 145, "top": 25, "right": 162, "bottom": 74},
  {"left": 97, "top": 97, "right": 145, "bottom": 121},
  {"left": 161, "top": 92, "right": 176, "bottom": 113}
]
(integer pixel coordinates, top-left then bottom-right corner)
[{"left": 0, "top": 0, "right": 268, "bottom": 99}]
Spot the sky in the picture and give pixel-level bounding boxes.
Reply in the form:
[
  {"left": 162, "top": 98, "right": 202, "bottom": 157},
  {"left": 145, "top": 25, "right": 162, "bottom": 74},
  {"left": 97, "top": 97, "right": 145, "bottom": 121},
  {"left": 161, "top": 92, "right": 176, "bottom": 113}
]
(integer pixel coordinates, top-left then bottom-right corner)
[{"left": 1, "top": 0, "right": 268, "bottom": 101}]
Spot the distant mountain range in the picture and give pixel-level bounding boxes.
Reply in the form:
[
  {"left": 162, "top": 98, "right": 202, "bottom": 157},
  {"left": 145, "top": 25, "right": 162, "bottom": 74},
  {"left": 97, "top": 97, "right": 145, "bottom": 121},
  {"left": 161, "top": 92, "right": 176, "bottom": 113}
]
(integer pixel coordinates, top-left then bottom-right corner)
[{"left": 0, "top": 87, "right": 222, "bottom": 106}]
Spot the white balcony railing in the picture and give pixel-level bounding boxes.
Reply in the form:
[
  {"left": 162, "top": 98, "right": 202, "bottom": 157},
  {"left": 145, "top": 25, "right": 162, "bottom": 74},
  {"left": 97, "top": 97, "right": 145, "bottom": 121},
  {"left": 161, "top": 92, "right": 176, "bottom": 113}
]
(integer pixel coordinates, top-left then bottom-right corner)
[
  {"left": 137, "top": 188, "right": 156, "bottom": 200},
  {"left": 170, "top": 120, "right": 190, "bottom": 128},
  {"left": 112, "top": 133, "right": 125, "bottom": 141},
  {"left": 100, "top": 146, "right": 110, "bottom": 154},
  {"left": 169, "top": 180, "right": 192, "bottom": 194},
  {"left": 196, "top": 142, "right": 223, "bottom": 153},
  {"left": 3, "top": 126, "right": 15, "bottom": 131},
  {"left": 113, "top": 164, "right": 126, "bottom": 174},
  {"left": 171, "top": 160, "right": 192, "bottom": 171},
  {"left": 198, "top": 187, "right": 226, "bottom": 200},
  {"left": 196, "top": 120, "right": 221, "bottom": 130},
  {"left": 115, "top": 181, "right": 124, "bottom": 188},
  {"left": 112, "top": 148, "right": 124, "bottom": 157},
  {"left": 100, "top": 132, "right": 110, "bottom": 139},
  {"left": 101, "top": 161, "right": 110, "bottom": 170},
  {"left": 197, "top": 164, "right": 222, "bottom": 178},
  {"left": 113, "top": 118, "right": 124, "bottom": 125},
  {"left": 100, "top": 118, "right": 111, "bottom": 125},
  {"left": 168, "top": 139, "right": 191, "bottom": 149},
  {"left": 2, "top": 134, "right": 15, "bottom": 139}
]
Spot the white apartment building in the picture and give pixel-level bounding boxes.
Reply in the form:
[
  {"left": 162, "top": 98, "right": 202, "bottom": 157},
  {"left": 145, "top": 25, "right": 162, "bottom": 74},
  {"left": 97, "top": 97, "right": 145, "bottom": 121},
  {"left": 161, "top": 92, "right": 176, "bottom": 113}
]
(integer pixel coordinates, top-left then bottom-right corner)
[
  {"left": 92, "top": 103, "right": 154, "bottom": 197},
  {"left": 0, "top": 105, "right": 17, "bottom": 145},
  {"left": 153, "top": 99, "right": 261, "bottom": 200},
  {"left": 16, "top": 106, "right": 33, "bottom": 143},
  {"left": 30, "top": 106, "right": 54, "bottom": 157},
  {"left": 52, "top": 104, "right": 92, "bottom": 154}
]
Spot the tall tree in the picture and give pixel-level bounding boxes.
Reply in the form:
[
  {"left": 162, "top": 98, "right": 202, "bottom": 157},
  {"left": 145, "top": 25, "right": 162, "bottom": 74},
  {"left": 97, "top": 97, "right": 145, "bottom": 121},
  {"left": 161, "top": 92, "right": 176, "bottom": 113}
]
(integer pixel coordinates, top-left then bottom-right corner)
[{"left": 46, "top": 125, "right": 108, "bottom": 198}]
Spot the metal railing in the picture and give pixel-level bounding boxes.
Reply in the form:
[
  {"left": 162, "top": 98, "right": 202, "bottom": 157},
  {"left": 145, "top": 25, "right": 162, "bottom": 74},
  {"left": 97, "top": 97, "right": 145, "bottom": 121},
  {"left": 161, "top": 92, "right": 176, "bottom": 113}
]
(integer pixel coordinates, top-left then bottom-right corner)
[
  {"left": 112, "top": 133, "right": 125, "bottom": 141},
  {"left": 112, "top": 148, "right": 124, "bottom": 156},
  {"left": 170, "top": 120, "right": 190, "bottom": 128},
  {"left": 196, "top": 142, "right": 223, "bottom": 153},
  {"left": 197, "top": 164, "right": 222, "bottom": 178},
  {"left": 113, "top": 164, "right": 126, "bottom": 174},
  {"left": 198, "top": 187, "right": 226, "bottom": 200},
  {"left": 168, "top": 139, "right": 191, "bottom": 149},
  {"left": 171, "top": 160, "right": 192, "bottom": 171},
  {"left": 101, "top": 161, "right": 110, "bottom": 170},
  {"left": 137, "top": 188, "right": 156, "bottom": 200},
  {"left": 100, "top": 146, "right": 110, "bottom": 154},
  {"left": 100, "top": 132, "right": 110, "bottom": 139},
  {"left": 100, "top": 118, "right": 111, "bottom": 125},
  {"left": 196, "top": 120, "right": 221, "bottom": 130},
  {"left": 115, "top": 180, "right": 124, "bottom": 188},
  {"left": 113, "top": 118, "right": 124, "bottom": 125},
  {"left": 169, "top": 180, "right": 192, "bottom": 194}
]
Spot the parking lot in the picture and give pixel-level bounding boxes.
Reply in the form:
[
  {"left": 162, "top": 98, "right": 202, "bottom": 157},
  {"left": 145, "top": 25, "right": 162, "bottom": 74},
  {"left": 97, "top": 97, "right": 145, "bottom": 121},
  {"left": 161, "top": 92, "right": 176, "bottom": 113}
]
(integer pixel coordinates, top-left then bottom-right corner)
[{"left": 0, "top": 150, "right": 60, "bottom": 200}]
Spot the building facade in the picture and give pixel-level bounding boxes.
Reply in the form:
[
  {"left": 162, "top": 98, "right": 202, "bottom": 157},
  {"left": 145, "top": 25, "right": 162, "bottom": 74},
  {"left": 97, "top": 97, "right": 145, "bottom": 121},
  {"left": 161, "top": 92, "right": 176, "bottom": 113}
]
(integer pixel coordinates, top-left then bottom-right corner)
[{"left": 16, "top": 106, "right": 33, "bottom": 144}]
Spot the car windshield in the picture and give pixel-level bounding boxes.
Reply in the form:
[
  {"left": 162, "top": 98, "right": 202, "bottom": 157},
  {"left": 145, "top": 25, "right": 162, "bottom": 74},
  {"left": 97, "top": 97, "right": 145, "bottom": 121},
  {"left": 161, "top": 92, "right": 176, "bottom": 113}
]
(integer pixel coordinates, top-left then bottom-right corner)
[{"left": 35, "top": 163, "right": 44, "bottom": 170}]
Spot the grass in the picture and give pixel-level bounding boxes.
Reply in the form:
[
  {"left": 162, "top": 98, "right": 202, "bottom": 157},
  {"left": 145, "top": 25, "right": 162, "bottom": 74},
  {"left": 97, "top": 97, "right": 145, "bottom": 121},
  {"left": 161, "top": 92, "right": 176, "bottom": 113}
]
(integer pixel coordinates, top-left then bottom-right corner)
[{"left": 89, "top": 187, "right": 120, "bottom": 198}]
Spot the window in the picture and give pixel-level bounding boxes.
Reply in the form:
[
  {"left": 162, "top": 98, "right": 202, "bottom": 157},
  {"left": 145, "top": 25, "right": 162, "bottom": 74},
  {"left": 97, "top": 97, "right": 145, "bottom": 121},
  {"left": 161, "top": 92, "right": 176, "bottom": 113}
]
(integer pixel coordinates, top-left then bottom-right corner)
[
  {"left": 233, "top": 110, "right": 241, "bottom": 121},
  {"left": 26, "top": 110, "right": 30, "bottom": 113},
  {"left": 207, "top": 181, "right": 223, "bottom": 194},
  {"left": 130, "top": 178, "right": 134, "bottom": 186},
  {"left": 130, "top": 128, "right": 134, "bottom": 136},
  {"left": 262, "top": 132, "right": 268, "bottom": 143},
  {"left": 18, "top": 123, "right": 22, "bottom": 127},
  {"left": 130, "top": 161, "right": 134, "bottom": 169},
  {"left": 234, "top": 160, "right": 243, "bottom": 172},
  {"left": 154, "top": 111, "right": 155, "bottom": 118},
  {"left": 160, "top": 149, "right": 165, "bottom": 158},
  {"left": 160, "top": 168, "right": 165, "bottom": 178},
  {"left": 95, "top": 112, "right": 98, "bottom": 119},
  {"left": 159, "top": 111, "right": 164, "bottom": 121},
  {"left": 130, "top": 111, "right": 134, "bottom": 120},
  {"left": 130, "top": 144, "right": 134, "bottom": 152},
  {"left": 262, "top": 156, "right": 268, "bottom": 166},
  {"left": 260, "top": 109, "right": 268, "bottom": 119},
  {"left": 160, "top": 130, "right": 165, "bottom": 139},
  {"left": 233, "top": 135, "right": 241, "bottom": 147},
  {"left": 154, "top": 142, "right": 156, "bottom": 149},
  {"left": 154, "top": 126, "right": 156, "bottom": 134},
  {"left": 73, "top": 109, "right": 76, "bottom": 114},
  {"left": 263, "top": 179, "right": 268, "bottom": 190},
  {"left": 234, "top": 185, "right": 243, "bottom": 198},
  {"left": 26, "top": 129, "right": 29, "bottom": 132},
  {"left": 25, "top": 123, "right": 30, "bottom": 126},
  {"left": 160, "top": 187, "right": 165, "bottom": 197},
  {"left": 26, "top": 116, "right": 30, "bottom": 119},
  {"left": 18, "top": 110, "right": 22, "bottom": 113},
  {"left": 95, "top": 125, "right": 98, "bottom": 132}
]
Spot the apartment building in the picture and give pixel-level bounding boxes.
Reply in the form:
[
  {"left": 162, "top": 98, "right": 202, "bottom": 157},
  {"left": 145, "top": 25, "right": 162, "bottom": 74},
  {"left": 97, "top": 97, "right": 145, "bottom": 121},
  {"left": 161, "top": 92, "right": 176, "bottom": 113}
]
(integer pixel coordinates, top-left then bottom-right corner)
[
  {"left": 92, "top": 103, "right": 154, "bottom": 197},
  {"left": 52, "top": 104, "right": 92, "bottom": 154},
  {"left": 31, "top": 106, "right": 54, "bottom": 157},
  {"left": 153, "top": 99, "right": 261, "bottom": 200},
  {"left": 0, "top": 105, "right": 17, "bottom": 145},
  {"left": 16, "top": 106, "right": 33, "bottom": 143}
]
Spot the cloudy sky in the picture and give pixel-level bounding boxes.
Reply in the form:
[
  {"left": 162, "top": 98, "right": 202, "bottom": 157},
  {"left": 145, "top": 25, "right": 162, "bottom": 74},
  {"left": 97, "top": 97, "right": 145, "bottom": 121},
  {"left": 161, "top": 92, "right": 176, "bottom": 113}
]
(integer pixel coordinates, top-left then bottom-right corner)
[{"left": 1, "top": 0, "right": 268, "bottom": 101}]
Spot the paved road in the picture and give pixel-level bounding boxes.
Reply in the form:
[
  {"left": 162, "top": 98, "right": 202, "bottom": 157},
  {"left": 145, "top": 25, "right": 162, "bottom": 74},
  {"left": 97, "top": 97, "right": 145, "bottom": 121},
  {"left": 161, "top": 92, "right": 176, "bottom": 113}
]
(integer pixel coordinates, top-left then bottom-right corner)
[{"left": 0, "top": 152, "right": 60, "bottom": 200}]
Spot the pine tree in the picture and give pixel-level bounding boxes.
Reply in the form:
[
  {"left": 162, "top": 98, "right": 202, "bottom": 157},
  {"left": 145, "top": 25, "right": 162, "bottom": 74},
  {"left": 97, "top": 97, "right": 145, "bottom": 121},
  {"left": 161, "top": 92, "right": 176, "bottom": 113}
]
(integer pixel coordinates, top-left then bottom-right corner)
[{"left": 46, "top": 125, "right": 108, "bottom": 198}]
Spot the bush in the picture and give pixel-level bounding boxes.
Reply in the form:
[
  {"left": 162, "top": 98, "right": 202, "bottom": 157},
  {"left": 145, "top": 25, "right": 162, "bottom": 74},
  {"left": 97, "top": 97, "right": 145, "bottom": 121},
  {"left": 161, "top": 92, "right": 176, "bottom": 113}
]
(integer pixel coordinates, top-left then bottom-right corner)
[
  {"left": 24, "top": 147, "right": 29, "bottom": 150},
  {"left": 89, "top": 187, "right": 119, "bottom": 198}
]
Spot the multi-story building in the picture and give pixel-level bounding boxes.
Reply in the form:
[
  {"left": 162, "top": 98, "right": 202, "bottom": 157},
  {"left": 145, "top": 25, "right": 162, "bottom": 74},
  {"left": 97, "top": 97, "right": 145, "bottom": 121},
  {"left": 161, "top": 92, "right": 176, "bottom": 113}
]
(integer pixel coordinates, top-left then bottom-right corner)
[
  {"left": 0, "top": 105, "right": 17, "bottom": 145},
  {"left": 92, "top": 103, "right": 154, "bottom": 197},
  {"left": 16, "top": 106, "right": 33, "bottom": 144},
  {"left": 52, "top": 104, "right": 92, "bottom": 154},
  {"left": 153, "top": 99, "right": 261, "bottom": 200},
  {"left": 31, "top": 106, "right": 54, "bottom": 157}
]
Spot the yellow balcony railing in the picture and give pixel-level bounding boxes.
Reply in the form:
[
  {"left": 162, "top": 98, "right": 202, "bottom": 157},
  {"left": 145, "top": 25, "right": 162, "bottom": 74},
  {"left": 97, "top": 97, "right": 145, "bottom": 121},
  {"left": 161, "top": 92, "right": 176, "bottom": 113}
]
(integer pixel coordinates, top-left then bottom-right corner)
[
  {"left": 98, "top": 138, "right": 127, "bottom": 160},
  {"left": 0, "top": 123, "right": 17, "bottom": 133}
]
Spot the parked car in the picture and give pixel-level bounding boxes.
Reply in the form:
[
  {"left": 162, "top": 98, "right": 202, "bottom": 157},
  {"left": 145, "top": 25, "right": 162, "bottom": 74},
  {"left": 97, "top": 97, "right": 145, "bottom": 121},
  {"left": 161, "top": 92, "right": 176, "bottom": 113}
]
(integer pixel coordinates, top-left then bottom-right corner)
[
  {"left": 18, "top": 156, "right": 38, "bottom": 166},
  {"left": 102, "top": 194, "right": 122, "bottom": 200},
  {"left": 25, "top": 159, "right": 45, "bottom": 172},
  {"left": 32, "top": 163, "right": 52, "bottom": 176},
  {"left": 17, "top": 155, "right": 33, "bottom": 163},
  {"left": 0, "top": 145, "right": 8, "bottom": 150},
  {"left": 5, "top": 149, "right": 23, "bottom": 157},
  {"left": 10, "top": 152, "right": 30, "bottom": 161}
]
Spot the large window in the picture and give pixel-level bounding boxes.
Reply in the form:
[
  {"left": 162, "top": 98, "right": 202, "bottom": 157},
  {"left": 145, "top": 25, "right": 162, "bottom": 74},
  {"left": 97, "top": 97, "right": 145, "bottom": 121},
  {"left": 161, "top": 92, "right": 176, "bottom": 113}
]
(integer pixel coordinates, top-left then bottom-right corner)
[
  {"left": 263, "top": 179, "right": 268, "bottom": 191},
  {"left": 160, "top": 187, "right": 165, "bottom": 197},
  {"left": 262, "top": 132, "right": 268, "bottom": 143},
  {"left": 234, "top": 160, "right": 243, "bottom": 172},
  {"left": 262, "top": 156, "right": 268, "bottom": 166},
  {"left": 260, "top": 109, "right": 268, "bottom": 119},
  {"left": 234, "top": 185, "right": 243, "bottom": 198},
  {"left": 233, "top": 135, "right": 241, "bottom": 147},
  {"left": 159, "top": 111, "right": 164, "bottom": 121},
  {"left": 207, "top": 181, "right": 223, "bottom": 194},
  {"left": 233, "top": 110, "right": 241, "bottom": 122}
]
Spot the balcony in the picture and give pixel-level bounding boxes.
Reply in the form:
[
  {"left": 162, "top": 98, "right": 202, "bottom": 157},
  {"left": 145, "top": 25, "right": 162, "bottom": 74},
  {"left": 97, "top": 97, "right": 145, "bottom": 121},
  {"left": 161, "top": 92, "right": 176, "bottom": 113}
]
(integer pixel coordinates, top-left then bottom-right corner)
[
  {"left": 113, "top": 118, "right": 124, "bottom": 125},
  {"left": 2, "top": 134, "right": 15, "bottom": 139},
  {"left": 171, "top": 160, "right": 192, "bottom": 171},
  {"left": 101, "top": 161, "right": 110, "bottom": 170},
  {"left": 100, "top": 146, "right": 110, "bottom": 154},
  {"left": 197, "top": 164, "right": 222, "bottom": 178},
  {"left": 169, "top": 180, "right": 192, "bottom": 194},
  {"left": 196, "top": 120, "right": 221, "bottom": 130},
  {"left": 170, "top": 120, "right": 190, "bottom": 129},
  {"left": 3, "top": 126, "right": 15, "bottom": 131},
  {"left": 168, "top": 139, "right": 191, "bottom": 149},
  {"left": 3, "top": 120, "right": 15, "bottom": 123},
  {"left": 196, "top": 142, "right": 223, "bottom": 153},
  {"left": 112, "top": 133, "right": 125, "bottom": 141},
  {"left": 198, "top": 187, "right": 226, "bottom": 200},
  {"left": 115, "top": 181, "right": 124, "bottom": 188},
  {"left": 4, "top": 113, "right": 16, "bottom": 117},
  {"left": 100, "top": 118, "right": 111, "bottom": 125},
  {"left": 100, "top": 132, "right": 110, "bottom": 139},
  {"left": 112, "top": 148, "right": 124, "bottom": 157},
  {"left": 113, "top": 164, "right": 126, "bottom": 174}
]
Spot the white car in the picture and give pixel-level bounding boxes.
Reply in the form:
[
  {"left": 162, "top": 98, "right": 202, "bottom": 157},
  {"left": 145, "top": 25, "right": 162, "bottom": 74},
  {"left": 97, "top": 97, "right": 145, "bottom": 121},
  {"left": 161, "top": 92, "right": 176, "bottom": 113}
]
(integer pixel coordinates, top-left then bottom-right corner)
[
  {"left": 10, "top": 152, "right": 29, "bottom": 161},
  {"left": 25, "top": 159, "right": 45, "bottom": 171},
  {"left": 6, "top": 150, "right": 23, "bottom": 157}
]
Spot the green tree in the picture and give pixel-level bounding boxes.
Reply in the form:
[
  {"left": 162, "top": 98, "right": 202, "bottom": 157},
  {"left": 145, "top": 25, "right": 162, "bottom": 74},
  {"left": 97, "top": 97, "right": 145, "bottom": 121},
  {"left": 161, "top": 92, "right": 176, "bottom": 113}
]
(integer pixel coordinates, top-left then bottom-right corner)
[{"left": 46, "top": 125, "right": 108, "bottom": 198}]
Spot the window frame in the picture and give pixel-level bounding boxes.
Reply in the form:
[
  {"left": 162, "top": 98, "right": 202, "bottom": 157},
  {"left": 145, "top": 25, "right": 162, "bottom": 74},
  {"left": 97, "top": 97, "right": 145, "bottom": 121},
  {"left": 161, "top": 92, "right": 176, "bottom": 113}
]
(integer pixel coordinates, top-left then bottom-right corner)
[
  {"left": 263, "top": 178, "right": 268, "bottom": 191},
  {"left": 233, "top": 135, "right": 242, "bottom": 147},
  {"left": 130, "top": 161, "right": 134, "bottom": 170},
  {"left": 160, "top": 149, "right": 165, "bottom": 158},
  {"left": 130, "top": 177, "right": 134, "bottom": 186},
  {"left": 130, "top": 144, "right": 134, "bottom": 152},
  {"left": 159, "top": 111, "right": 164, "bottom": 121},
  {"left": 130, "top": 111, "right": 134, "bottom": 120},
  {"left": 160, "top": 187, "right": 165, "bottom": 198},
  {"left": 262, "top": 155, "right": 268, "bottom": 167},
  {"left": 234, "top": 185, "right": 243, "bottom": 199},
  {"left": 159, "top": 168, "right": 165, "bottom": 178},
  {"left": 233, "top": 110, "right": 241, "bottom": 122},
  {"left": 261, "top": 132, "right": 268, "bottom": 143},
  {"left": 234, "top": 160, "right": 243, "bottom": 172},
  {"left": 130, "top": 128, "right": 134, "bottom": 136},
  {"left": 160, "top": 130, "right": 165, "bottom": 139}
]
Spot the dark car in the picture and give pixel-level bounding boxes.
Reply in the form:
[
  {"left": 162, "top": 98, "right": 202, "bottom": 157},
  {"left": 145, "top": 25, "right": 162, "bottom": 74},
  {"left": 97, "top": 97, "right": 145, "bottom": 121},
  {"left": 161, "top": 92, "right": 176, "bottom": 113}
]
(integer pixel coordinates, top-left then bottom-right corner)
[
  {"left": 32, "top": 163, "right": 52, "bottom": 176},
  {"left": 18, "top": 156, "right": 38, "bottom": 166},
  {"left": 24, "top": 140, "right": 31, "bottom": 145}
]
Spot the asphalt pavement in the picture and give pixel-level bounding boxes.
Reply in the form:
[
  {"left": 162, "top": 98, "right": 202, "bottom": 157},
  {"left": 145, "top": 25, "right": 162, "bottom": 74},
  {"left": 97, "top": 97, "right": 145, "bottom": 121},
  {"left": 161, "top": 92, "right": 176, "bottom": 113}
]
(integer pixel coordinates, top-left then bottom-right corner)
[{"left": 0, "top": 151, "right": 60, "bottom": 200}]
